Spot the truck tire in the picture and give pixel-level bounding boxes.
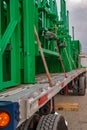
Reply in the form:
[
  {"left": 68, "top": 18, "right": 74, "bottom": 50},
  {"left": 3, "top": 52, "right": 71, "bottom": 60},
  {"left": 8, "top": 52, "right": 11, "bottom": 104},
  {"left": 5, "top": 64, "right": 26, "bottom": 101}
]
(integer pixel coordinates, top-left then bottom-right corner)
[
  {"left": 78, "top": 76, "right": 86, "bottom": 96},
  {"left": 60, "top": 88, "right": 66, "bottom": 95},
  {"left": 39, "top": 101, "right": 51, "bottom": 115},
  {"left": 17, "top": 114, "right": 40, "bottom": 130},
  {"left": 73, "top": 80, "right": 78, "bottom": 95},
  {"left": 16, "top": 122, "right": 26, "bottom": 130},
  {"left": 36, "top": 114, "right": 68, "bottom": 130}
]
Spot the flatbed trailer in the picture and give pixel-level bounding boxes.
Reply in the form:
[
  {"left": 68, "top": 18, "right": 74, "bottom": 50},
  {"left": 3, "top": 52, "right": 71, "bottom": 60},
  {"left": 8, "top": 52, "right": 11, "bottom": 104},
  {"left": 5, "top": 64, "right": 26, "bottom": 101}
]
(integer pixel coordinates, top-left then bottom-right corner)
[
  {"left": 0, "top": 0, "right": 86, "bottom": 130},
  {"left": 0, "top": 69, "right": 86, "bottom": 130}
]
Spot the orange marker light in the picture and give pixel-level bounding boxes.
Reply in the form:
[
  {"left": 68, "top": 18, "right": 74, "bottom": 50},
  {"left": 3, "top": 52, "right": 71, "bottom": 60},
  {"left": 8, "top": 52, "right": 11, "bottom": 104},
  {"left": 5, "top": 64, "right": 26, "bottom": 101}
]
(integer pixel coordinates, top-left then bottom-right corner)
[{"left": 0, "top": 112, "right": 10, "bottom": 127}]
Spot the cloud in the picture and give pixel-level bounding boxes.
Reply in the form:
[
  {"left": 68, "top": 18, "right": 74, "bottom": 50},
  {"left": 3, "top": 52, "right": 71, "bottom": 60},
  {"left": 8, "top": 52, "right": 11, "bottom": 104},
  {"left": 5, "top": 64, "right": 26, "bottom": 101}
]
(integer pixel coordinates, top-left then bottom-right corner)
[
  {"left": 66, "top": 0, "right": 87, "bottom": 53},
  {"left": 56, "top": 0, "right": 87, "bottom": 53}
]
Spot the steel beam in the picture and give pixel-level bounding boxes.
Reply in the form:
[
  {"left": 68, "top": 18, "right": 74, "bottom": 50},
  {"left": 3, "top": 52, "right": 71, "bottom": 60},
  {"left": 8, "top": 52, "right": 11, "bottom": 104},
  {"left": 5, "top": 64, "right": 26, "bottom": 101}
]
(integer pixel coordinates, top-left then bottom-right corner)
[{"left": 23, "top": 0, "right": 35, "bottom": 83}]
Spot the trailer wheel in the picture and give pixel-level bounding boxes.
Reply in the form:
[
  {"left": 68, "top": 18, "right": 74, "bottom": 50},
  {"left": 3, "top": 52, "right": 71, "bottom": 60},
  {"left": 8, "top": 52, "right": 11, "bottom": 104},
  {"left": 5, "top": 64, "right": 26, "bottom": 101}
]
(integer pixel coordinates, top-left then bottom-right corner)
[
  {"left": 78, "top": 76, "right": 86, "bottom": 96},
  {"left": 17, "top": 114, "right": 40, "bottom": 130},
  {"left": 60, "top": 88, "right": 66, "bottom": 95},
  {"left": 73, "top": 80, "right": 78, "bottom": 95},
  {"left": 39, "top": 101, "right": 51, "bottom": 115},
  {"left": 36, "top": 114, "right": 68, "bottom": 130},
  {"left": 16, "top": 122, "right": 26, "bottom": 130}
]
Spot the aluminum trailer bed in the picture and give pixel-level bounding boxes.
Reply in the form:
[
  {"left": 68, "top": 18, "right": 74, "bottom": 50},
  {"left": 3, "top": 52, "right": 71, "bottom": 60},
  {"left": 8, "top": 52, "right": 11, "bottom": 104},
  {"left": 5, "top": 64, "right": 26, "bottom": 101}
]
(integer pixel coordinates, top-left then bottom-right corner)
[{"left": 0, "top": 69, "right": 86, "bottom": 127}]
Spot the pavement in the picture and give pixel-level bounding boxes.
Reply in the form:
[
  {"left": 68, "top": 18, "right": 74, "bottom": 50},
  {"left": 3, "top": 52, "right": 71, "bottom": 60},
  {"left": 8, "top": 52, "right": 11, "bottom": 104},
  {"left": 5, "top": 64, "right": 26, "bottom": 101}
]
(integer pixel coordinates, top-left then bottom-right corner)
[{"left": 55, "top": 89, "right": 87, "bottom": 130}]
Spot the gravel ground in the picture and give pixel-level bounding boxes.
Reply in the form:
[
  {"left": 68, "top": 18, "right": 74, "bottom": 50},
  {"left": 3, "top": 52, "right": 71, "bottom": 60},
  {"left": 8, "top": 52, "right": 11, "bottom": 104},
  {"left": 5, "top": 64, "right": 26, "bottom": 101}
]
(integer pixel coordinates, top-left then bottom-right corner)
[{"left": 55, "top": 89, "right": 87, "bottom": 130}]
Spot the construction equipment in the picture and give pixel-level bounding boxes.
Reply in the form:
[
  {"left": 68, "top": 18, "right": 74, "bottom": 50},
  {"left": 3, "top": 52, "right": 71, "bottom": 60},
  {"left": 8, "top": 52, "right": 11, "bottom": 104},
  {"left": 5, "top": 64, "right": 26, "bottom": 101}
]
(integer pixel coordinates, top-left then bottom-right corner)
[{"left": 0, "top": 0, "right": 86, "bottom": 130}]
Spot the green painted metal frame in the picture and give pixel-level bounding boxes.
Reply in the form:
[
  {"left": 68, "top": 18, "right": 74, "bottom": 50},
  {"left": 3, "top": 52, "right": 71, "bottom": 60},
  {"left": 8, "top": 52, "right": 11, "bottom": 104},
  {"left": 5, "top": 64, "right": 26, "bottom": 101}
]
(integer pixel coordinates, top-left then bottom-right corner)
[
  {"left": 23, "top": 0, "right": 35, "bottom": 83},
  {"left": 0, "top": 0, "right": 21, "bottom": 90},
  {"left": 0, "top": 0, "right": 81, "bottom": 91}
]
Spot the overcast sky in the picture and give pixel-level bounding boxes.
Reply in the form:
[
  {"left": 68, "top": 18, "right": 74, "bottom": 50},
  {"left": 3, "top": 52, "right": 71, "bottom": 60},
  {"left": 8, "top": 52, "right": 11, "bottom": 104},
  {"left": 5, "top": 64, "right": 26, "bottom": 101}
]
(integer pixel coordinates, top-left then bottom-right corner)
[{"left": 57, "top": 0, "right": 87, "bottom": 54}]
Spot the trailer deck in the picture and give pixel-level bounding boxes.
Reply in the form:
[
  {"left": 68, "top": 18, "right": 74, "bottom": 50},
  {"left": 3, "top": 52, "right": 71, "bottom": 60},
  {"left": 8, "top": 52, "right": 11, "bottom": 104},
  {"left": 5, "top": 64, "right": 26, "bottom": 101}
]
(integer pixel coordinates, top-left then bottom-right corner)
[{"left": 0, "top": 69, "right": 86, "bottom": 126}]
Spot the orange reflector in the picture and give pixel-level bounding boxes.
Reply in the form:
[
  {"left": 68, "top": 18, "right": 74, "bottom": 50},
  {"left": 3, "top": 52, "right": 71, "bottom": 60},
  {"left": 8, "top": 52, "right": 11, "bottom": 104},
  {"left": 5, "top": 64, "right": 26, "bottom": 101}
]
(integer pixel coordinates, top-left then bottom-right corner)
[{"left": 0, "top": 112, "right": 10, "bottom": 127}]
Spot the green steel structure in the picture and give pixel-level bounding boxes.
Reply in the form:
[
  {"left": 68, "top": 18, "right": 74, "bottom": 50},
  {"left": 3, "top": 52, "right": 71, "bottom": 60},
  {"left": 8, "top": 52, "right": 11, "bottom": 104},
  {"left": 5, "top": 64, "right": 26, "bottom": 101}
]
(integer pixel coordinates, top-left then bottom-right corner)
[{"left": 0, "top": 0, "right": 81, "bottom": 91}]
